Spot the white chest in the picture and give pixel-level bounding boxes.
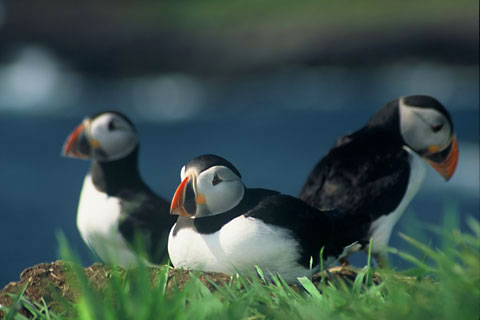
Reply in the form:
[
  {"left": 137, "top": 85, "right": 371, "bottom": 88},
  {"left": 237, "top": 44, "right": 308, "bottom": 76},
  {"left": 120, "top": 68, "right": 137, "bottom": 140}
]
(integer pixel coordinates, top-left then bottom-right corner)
[
  {"left": 369, "top": 147, "right": 426, "bottom": 252},
  {"left": 168, "top": 216, "right": 311, "bottom": 283},
  {"left": 76, "top": 174, "right": 139, "bottom": 267}
]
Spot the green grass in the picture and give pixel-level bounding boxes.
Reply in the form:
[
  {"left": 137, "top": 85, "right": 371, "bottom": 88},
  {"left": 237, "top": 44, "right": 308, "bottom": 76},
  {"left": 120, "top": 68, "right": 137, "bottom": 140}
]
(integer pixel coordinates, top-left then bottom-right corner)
[{"left": 2, "top": 214, "right": 479, "bottom": 320}]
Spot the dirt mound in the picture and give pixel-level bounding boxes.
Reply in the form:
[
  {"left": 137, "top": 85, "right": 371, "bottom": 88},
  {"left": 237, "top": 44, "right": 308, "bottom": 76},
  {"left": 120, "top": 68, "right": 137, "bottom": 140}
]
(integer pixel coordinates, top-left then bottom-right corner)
[{"left": 0, "top": 261, "right": 374, "bottom": 318}]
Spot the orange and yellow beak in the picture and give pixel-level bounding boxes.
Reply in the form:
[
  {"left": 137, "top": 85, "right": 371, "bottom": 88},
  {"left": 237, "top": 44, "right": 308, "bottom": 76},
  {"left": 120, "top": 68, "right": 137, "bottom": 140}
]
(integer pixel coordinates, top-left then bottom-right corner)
[
  {"left": 170, "top": 176, "right": 193, "bottom": 217},
  {"left": 424, "top": 135, "right": 459, "bottom": 181},
  {"left": 170, "top": 175, "right": 207, "bottom": 217},
  {"left": 62, "top": 121, "right": 90, "bottom": 159},
  {"left": 62, "top": 120, "right": 102, "bottom": 159}
]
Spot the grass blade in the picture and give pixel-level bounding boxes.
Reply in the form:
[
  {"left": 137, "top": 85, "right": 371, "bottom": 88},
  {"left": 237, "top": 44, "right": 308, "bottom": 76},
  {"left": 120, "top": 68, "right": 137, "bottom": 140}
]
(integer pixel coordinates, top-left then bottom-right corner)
[
  {"left": 365, "top": 238, "right": 373, "bottom": 286},
  {"left": 297, "top": 277, "right": 322, "bottom": 301},
  {"left": 4, "top": 282, "right": 29, "bottom": 320}
]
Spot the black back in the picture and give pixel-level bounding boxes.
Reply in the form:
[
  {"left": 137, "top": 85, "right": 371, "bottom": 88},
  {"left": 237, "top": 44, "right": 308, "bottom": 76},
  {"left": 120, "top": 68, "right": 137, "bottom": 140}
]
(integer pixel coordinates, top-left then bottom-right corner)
[
  {"left": 245, "top": 194, "right": 355, "bottom": 268},
  {"left": 299, "top": 107, "right": 411, "bottom": 251},
  {"left": 90, "top": 146, "right": 177, "bottom": 264}
]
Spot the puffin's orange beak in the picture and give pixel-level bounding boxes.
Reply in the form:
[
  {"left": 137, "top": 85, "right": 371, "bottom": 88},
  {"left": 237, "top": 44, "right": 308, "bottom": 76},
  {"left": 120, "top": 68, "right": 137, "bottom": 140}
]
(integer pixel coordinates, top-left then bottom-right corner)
[
  {"left": 170, "top": 176, "right": 194, "bottom": 217},
  {"left": 424, "top": 135, "right": 459, "bottom": 181},
  {"left": 62, "top": 122, "right": 90, "bottom": 159}
]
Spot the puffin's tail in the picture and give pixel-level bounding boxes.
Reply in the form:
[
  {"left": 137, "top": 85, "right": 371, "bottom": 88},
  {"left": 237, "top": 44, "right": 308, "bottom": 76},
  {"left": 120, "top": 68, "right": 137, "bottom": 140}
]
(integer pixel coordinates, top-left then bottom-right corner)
[{"left": 323, "top": 208, "right": 370, "bottom": 257}]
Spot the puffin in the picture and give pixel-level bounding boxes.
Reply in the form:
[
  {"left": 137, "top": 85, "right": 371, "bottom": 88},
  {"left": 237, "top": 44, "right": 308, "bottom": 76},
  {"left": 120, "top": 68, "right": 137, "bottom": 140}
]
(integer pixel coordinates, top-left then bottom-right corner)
[
  {"left": 168, "top": 154, "right": 361, "bottom": 283},
  {"left": 299, "top": 95, "right": 459, "bottom": 266},
  {"left": 62, "top": 111, "right": 177, "bottom": 266}
]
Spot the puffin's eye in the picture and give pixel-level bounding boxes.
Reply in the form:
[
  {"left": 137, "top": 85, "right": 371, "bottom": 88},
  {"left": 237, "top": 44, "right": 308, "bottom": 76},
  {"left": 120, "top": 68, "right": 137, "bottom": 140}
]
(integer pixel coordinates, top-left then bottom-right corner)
[
  {"left": 212, "top": 174, "right": 222, "bottom": 186},
  {"left": 108, "top": 120, "right": 116, "bottom": 131},
  {"left": 432, "top": 123, "right": 444, "bottom": 133}
]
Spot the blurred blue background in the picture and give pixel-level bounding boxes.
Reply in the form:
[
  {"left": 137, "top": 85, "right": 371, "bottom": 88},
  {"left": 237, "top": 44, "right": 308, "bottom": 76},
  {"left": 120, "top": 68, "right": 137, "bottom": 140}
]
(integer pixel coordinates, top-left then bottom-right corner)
[{"left": 0, "top": 0, "right": 478, "bottom": 287}]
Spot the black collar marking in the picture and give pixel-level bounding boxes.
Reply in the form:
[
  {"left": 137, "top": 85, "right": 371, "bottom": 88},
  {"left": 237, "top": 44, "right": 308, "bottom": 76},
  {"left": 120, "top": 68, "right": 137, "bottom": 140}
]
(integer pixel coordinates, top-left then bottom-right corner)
[
  {"left": 90, "top": 146, "right": 146, "bottom": 197},
  {"left": 172, "top": 188, "right": 279, "bottom": 235}
]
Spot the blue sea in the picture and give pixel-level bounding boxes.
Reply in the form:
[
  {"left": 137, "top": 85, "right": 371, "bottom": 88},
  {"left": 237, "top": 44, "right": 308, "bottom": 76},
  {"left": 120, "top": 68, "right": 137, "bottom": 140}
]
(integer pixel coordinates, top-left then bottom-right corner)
[{"left": 0, "top": 49, "right": 478, "bottom": 287}]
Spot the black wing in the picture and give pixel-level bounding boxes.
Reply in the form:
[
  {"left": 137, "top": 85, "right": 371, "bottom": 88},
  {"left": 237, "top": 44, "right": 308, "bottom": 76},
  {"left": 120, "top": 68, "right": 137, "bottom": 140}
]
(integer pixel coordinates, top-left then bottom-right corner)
[
  {"left": 299, "top": 155, "right": 330, "bottom": 210},
  {"left": 118, "top": 187, "right": 177, "bottom": 264},
  {"left": 245, "top": 194, "right": 350, "bottom": 268},
  {"left": 299, "top": 129, "right": 410, "bottom": 224}
]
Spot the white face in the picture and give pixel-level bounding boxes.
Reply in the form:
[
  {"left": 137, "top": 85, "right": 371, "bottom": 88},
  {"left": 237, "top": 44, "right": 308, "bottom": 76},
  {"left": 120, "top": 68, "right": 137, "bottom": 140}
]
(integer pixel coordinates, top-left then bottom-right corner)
[
  {"left": 88, "top": 113, "right": 138, "bottom": 161},
  {"left": 182, "top": 165, "right": 245, "bottom": 217},
  {"left": 399, "top": 99, "right": 453, "bottom": 154}
]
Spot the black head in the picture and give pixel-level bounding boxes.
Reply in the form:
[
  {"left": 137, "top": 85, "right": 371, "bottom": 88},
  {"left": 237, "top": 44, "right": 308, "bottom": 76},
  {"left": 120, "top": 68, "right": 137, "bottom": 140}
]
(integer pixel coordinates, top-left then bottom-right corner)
[
  {"left": 89, "top": 111, "right": 137, "bottom": 132},
  {"left": 402, "top": 95, "right": 453, "bottom": 130},
  {"left": 171, "top": 154, "right": 245, "bottom": 218},
  {"left": 368, "top": 95, "right": 458, "bottom": 180},
  {"left": 184, "top": 154, "right": 242, "bottom": 178}
]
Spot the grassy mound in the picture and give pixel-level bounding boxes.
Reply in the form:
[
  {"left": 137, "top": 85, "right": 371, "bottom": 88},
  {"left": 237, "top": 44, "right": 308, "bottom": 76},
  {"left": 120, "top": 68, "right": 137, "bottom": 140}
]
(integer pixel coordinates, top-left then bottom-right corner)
[
  {"left": 0, "top": 261, "right": 383, "bottom": 318},
  {"left": 1, "top": 217, "right": 478, "bottom": 319}
]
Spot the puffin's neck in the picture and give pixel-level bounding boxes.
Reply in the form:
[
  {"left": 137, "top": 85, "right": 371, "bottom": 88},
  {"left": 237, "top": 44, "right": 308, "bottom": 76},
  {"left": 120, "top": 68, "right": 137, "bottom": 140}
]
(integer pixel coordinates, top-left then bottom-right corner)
[
  {"left": 209, "top": 187, "right": 280, "bottom": 219},
  {"left": 179, "top": 187, "right": 279, "bottom": 235},
  {"left": 90, "top": 146, "right": 143, "bottom": 195},
  {"left": 363, "top": 101, "right": 404, "bottom": 146}
]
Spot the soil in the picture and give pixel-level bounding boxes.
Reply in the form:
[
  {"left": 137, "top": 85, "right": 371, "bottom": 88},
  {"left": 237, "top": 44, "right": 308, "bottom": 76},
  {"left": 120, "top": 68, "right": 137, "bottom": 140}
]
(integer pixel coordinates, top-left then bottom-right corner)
[{"left": 0, "top": 261, "right": 382, "bottom": 318}]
